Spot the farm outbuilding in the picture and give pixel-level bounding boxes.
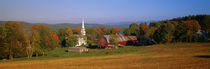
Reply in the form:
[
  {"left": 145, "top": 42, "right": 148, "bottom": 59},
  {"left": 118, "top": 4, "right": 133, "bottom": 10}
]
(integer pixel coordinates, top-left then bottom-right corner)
[{"left": 97, "top": 34, "right": 137, "bottom": 47}]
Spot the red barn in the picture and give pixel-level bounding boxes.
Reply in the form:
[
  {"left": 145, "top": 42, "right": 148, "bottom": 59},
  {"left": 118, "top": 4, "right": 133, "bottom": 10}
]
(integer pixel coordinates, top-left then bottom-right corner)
[{"left": 97, "top": 34, "right": 137, "bottom": 47}]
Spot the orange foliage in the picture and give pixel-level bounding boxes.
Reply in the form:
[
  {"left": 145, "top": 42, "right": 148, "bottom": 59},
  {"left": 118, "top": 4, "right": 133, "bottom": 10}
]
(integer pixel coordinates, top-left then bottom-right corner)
[
  {"left": 140, "top": 23, "right": 148, "bottom": 33},
  {"left": 188, "top": 20, "right": 193, "bottom": 23},
  {"left": 142, "top": 23, "right": 147, "bottom": 30},
  {"left": 100, "top": 26, "right": 106, "bottom": 31},
  {"left": 16, "top": 41, "right": 21, "bottom": 46},
  {"left": 30, "top": 25, "right": 39, "bottom": 32},
  {"left": 50, "top": 33, "right": 60, "bottom": 43},
  {"left": 187, "top": 20, "right": 201, "bottom": 30},
  {"left": 113, "top": 29, "right": 120, "bottom": 33},
  {"left": 198, "top": 25, "right": 201, "bottom": 30},
  {"left": 187, "top": 20, "right": 196, "bottom": 26},
  {"left": 97, "top": 28, "right": 102, "bottom": 34},
  {"left": 97, "top": 26, "right": 106, "bottom": 34},
  {"left": 73, "top": 27, "right": 81, "bottom": 34}
]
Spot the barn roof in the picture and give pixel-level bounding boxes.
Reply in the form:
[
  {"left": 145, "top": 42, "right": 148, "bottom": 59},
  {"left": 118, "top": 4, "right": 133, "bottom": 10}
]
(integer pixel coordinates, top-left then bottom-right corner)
[{"left": 103, "top": 34, "right": 137, "bottom": 43}]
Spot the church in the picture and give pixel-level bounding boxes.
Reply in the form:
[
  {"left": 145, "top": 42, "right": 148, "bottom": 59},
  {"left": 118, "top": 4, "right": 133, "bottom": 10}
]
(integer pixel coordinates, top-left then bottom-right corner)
[{"left": 75, "top": 19, "right": 87, "bottom": 46}]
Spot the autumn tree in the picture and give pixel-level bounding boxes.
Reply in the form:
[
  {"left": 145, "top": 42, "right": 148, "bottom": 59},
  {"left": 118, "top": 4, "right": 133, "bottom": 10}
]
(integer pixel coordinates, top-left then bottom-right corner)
[
  {"left": 139, "top": 23, "right": 148, "bottom": 38},
  {"left": 49, "top": 32, "right": 60, "bottom": 48},
  {"left": 97, "top": 26, "right": 106, "bottom": 35},
  {"left": 105, "top": 28, "right": 120, "bottom": 35},
  {"left": 38, "top": 24, "right": 58, "bottom": 55},
  {"left": 171, "top": 15, "right": 210, "bottom": 32},
  {"left": 174, "top": 20, "right": 200, "bottom": 42},
  {"left": 29, "top": 25, "right": 42, "bottom": 57},
  {"left": 144, "top": 27, "right": 155, "bottom": 38},
  {"left": 4, "top": 21, "right": 28, "bottom": 60},
  {"left": 58, "top": 28, "right": 73, "bottom": 47},
  {"left": 72, "top": 27, "right": 81, "bottom": 34}
]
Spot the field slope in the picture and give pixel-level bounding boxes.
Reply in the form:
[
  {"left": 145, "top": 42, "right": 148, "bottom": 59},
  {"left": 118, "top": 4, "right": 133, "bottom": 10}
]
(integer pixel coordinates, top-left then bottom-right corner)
[{"left": 0, "top": 43, "right": 210, "bottom": 69}]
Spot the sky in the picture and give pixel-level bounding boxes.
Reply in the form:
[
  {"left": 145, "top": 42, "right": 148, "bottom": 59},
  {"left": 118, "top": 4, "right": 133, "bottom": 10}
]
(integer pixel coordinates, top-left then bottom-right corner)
[{"left": 0, "top": 0, "right": 210, "bottom": 24}]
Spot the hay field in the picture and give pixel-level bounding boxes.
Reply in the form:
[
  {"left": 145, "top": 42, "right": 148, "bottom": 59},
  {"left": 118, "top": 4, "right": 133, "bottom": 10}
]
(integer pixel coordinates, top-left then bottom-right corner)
[{"left": 0, "top": 43, "right": 210, "bottom": 69}]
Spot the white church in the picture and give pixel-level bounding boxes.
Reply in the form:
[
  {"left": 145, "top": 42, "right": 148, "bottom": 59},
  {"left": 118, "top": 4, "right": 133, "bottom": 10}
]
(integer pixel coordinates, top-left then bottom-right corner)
[{"left": 75, "top": 19, "right": 87, "bottom": 46}]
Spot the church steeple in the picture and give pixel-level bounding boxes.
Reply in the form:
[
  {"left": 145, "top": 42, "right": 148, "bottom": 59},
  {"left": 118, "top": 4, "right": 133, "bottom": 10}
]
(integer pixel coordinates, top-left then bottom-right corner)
[{"left": 81, "top": 19, "right": 86, "bottom": 35}]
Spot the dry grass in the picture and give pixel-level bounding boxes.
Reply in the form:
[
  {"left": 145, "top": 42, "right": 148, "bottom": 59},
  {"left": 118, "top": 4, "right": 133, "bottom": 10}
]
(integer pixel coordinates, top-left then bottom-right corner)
[{"left": 0, "top": 43, "right": 210, "bottom": 69}]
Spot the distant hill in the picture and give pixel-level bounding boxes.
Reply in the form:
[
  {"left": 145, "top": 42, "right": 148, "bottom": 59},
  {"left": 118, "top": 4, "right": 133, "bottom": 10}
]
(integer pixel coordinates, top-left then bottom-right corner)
[
  {"left": 2, "top": 15, "right": 208, "bottom": 31},
  {"left": 0, "top": 21, "right": 130, "bottom": 30}
]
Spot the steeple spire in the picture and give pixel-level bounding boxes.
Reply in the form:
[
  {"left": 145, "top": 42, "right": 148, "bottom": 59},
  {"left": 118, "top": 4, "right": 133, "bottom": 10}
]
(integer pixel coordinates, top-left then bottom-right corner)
[{"left": 81, "top": 19, "right": 86, "bottom": 35}]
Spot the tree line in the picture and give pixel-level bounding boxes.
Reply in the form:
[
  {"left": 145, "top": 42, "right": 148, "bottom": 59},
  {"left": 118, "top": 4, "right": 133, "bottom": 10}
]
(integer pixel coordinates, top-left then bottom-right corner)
[
  {"left": 0, "top": 21, "right": 121, "bottom": 60},
  {"left": 124, "top": 15, "right": 210, "bottom": 43},
  {"left": 0, "top": 21, "right": 61, "bottom": 59}
]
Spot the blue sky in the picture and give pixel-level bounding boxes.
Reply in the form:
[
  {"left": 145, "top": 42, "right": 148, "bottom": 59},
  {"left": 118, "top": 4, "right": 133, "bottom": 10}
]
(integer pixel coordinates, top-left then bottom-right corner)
[{"left": 0, "top": 0, "right": 209, "bottom": 24}]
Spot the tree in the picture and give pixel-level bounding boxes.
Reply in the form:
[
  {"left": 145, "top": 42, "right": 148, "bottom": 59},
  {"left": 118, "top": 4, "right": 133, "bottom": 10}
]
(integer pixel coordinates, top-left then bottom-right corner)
[
  {"left": 72, "top": 27, "right": 81, "bottom": 34},
  {"left": 174, "top": 20, "right": 199, "bottom": 42},
  {"left": 97, "top": 26, "right": 106, "bottom": 35},
  {"left": 86, "top": 28, "right": 99, "bottom": 44},
  {"left": 201, "top": 15, "right": 210, "bottom": 32},
  {"left": 109, "top": 36, "right": 118, "bottom": 46},
  {"left": 139, "top": 23, "right": 148, "bottom": 38},
  {"left": 58, "top": 28, "right": 73, "bottom": 40},
  {"left": 171, "top": 15, "right": 210, "bottom": 32},
  {"left": 104, "top": 28, "right": 120, "bottom": 35},
  {"left": 0, "top": 26, "right": 7, "bottom": 59},
  {"left": 29, "top": 25, "right": 42, "bottom": 57},
  {"left": 153, "top": 23, "right": 175, "bottom": 43},
  {"left": 144, "top": 27, "right": 155, "bottom": 38},
  {"left": 49, "top": 32, "right": 60, "bottom": 48},
  {"left": 58, "top": 28, "right": 73, "bottom": 47},
  {"left": 123, "top": 23, "right": 139, "bottom": 36},
  {"left": 66, "top": 37, "right": 78, "bottom": 47},
  {"left": 38, "top": 24, "right": 58, "bottom": 56},
  {"left": 4, "top": 21, "right": 28, "bottom": 60}
]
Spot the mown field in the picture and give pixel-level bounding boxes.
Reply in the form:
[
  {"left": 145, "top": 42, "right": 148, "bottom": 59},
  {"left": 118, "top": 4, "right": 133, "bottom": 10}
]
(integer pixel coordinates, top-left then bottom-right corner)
[{"left": 0, "top": 43, "right": 210, "bottom": 69}]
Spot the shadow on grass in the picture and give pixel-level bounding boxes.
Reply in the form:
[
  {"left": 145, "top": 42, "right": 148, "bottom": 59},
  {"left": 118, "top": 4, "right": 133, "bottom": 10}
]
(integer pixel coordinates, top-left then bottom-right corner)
[
  {"left": 87, "top": 45, "right": 106, "bottom": 49},
  {"left": 194, "top": 55, "right": 210, "bottom": 58}
]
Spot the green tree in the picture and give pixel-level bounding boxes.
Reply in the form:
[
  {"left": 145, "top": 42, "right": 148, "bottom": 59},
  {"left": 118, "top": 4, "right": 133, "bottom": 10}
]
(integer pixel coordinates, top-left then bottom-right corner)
[
  {"left": 174, "top": 21, "right": 199, "bottom": 42},
  {"left": 123, "top": 23, "right": 139, "bottom": 36},
  {"left": 109, "top": 35, "right": 118, "bottom": 46},
  {"left": 66, "top": 37, "right": 78, "bottom": 47},
  {"left": 86, "top": 28, "right": 99, "bottom": 45},
  {"left": 201, "top": 15, "right": 210, "bottom": 32},
  {"left": 153, "top": 23, "right": 175, "bottom": 43},
  {"left": 0, "top": 26, "right": 7, "bottom": 59}
]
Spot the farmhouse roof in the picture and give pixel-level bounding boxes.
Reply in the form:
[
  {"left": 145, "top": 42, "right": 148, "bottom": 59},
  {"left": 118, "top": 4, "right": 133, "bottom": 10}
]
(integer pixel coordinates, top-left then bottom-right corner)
[{"left": 103, "top": 34, "right": 137, "bottom": 43}]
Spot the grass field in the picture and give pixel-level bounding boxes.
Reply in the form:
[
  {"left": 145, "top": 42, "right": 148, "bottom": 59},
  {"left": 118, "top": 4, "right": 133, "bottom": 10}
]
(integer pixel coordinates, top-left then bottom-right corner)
[{"left": 0, "top": 43, "right": 210, "bottom": 69}]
